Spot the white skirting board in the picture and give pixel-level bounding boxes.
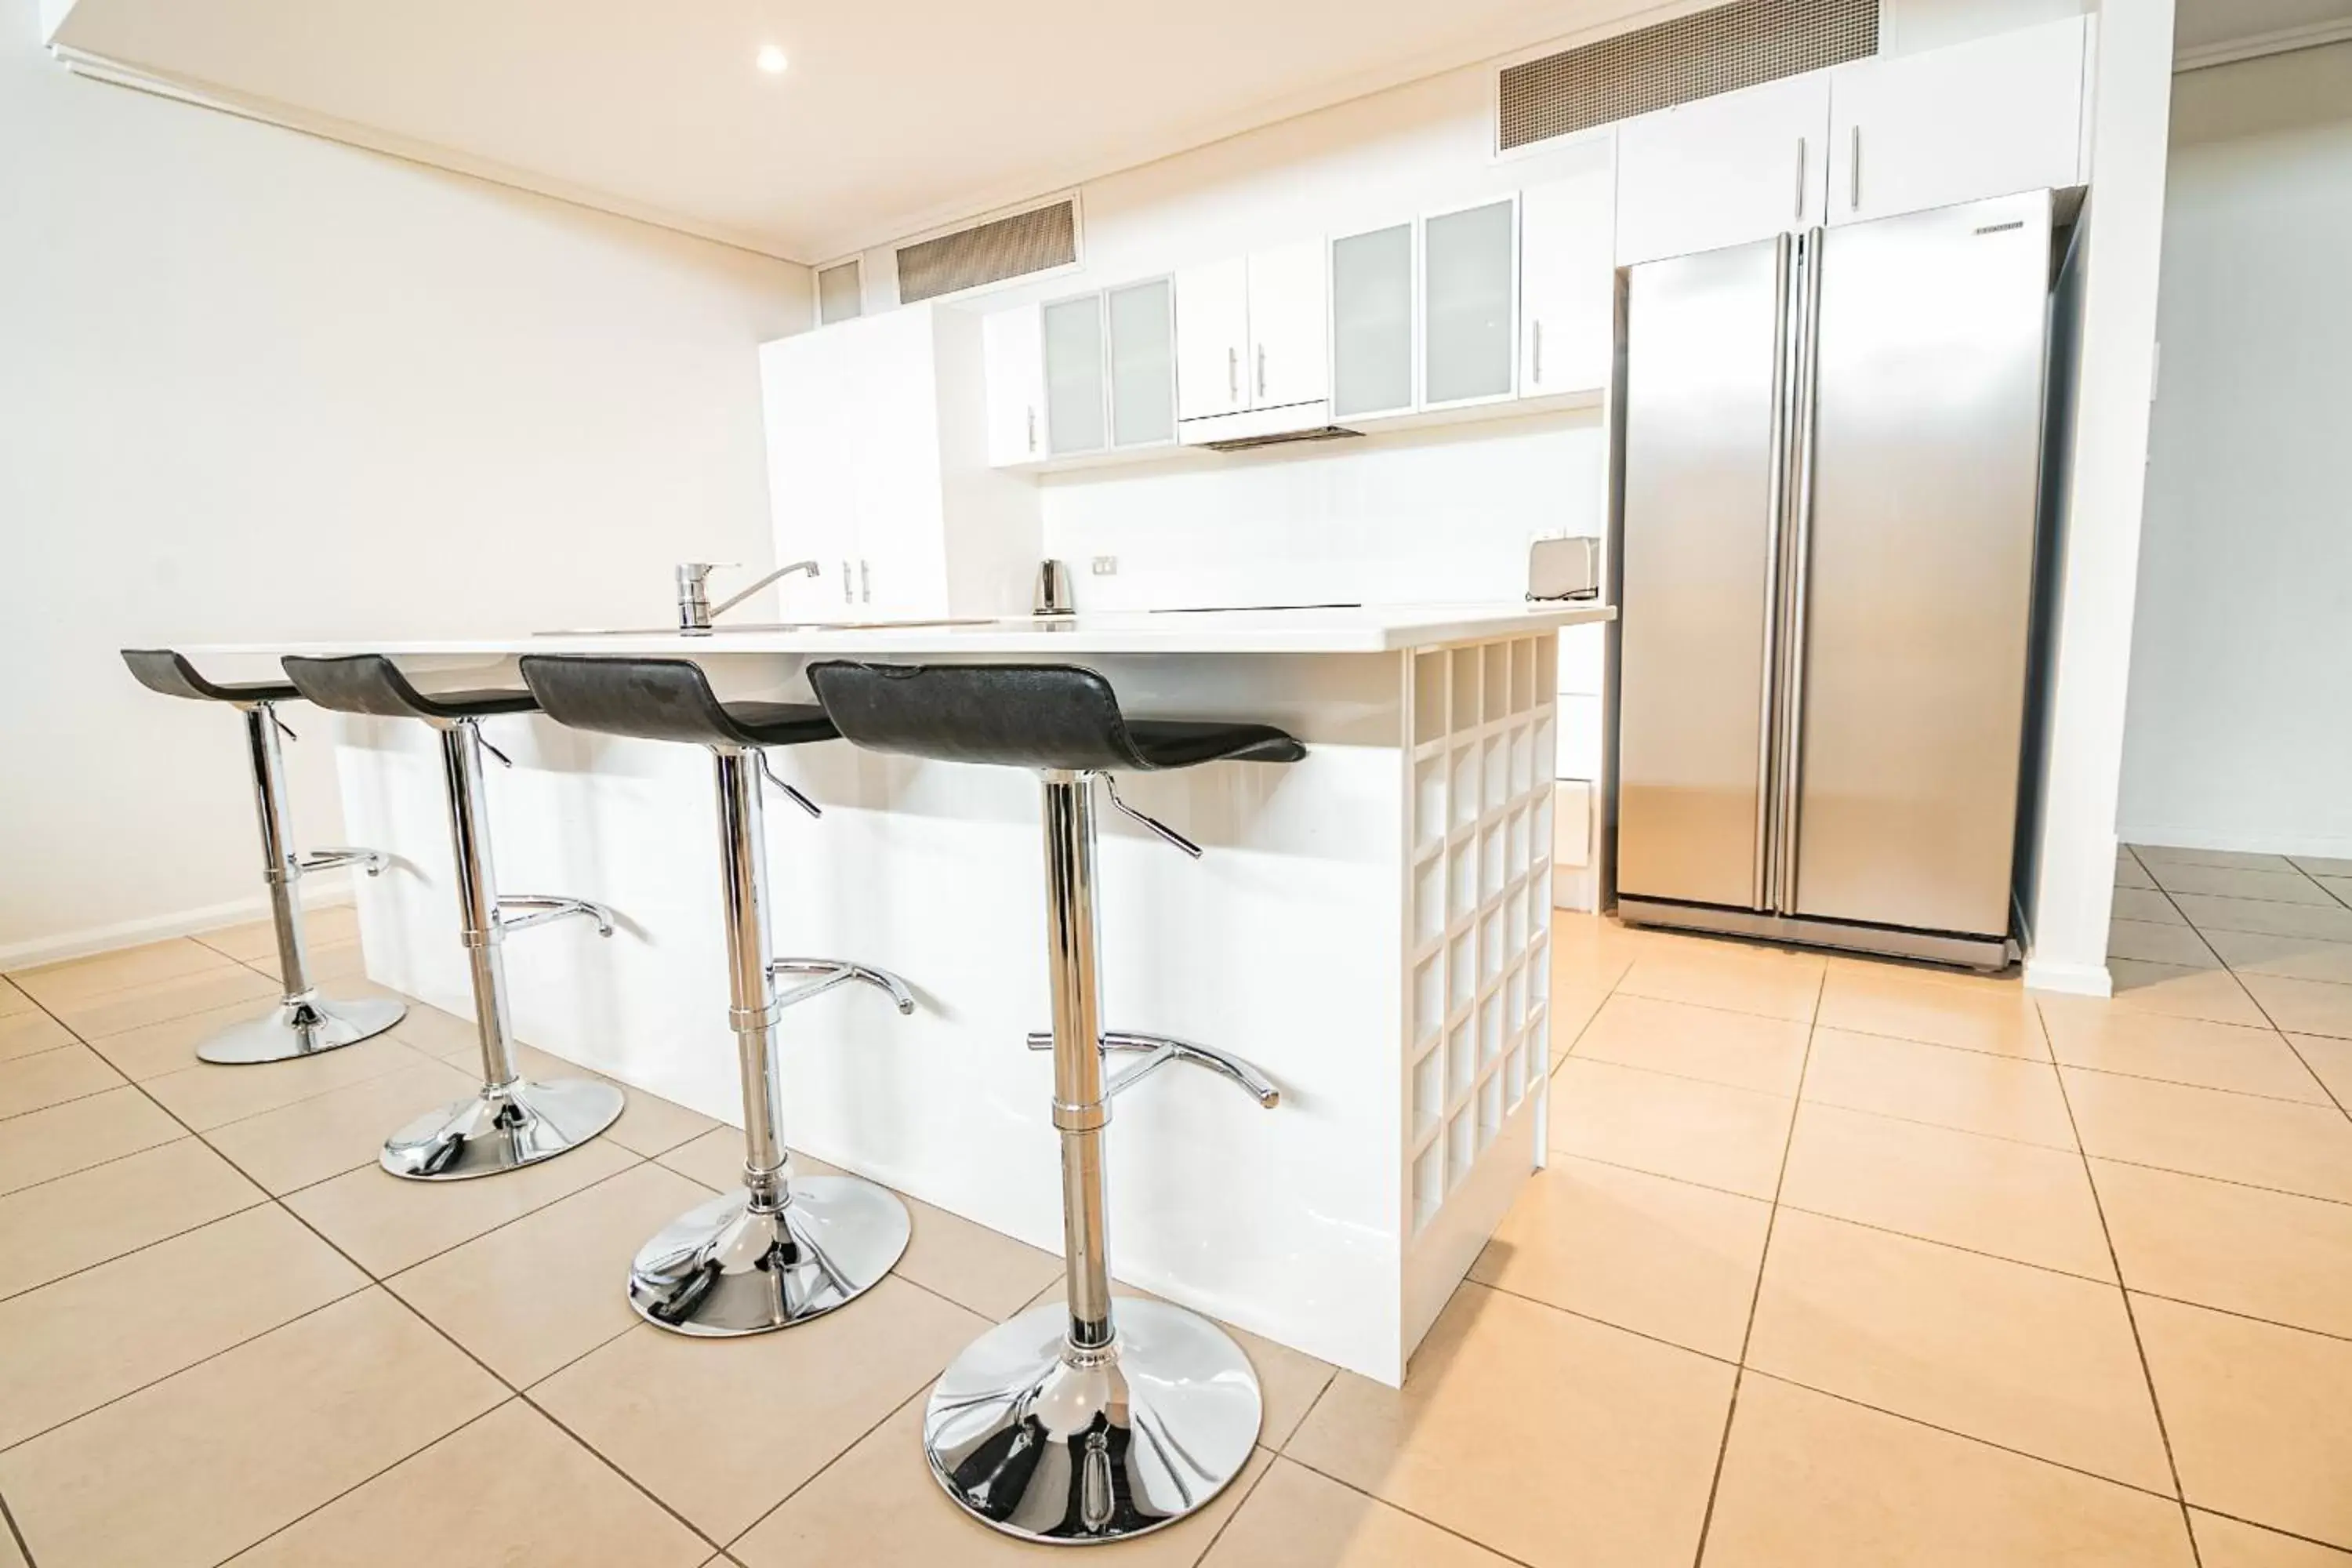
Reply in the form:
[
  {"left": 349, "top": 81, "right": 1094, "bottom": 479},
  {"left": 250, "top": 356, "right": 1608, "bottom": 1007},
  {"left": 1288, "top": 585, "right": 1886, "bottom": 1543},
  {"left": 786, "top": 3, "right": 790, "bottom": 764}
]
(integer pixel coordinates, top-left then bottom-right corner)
[{"left": 0, "top": 877, "right": 354, "bottom": 971}]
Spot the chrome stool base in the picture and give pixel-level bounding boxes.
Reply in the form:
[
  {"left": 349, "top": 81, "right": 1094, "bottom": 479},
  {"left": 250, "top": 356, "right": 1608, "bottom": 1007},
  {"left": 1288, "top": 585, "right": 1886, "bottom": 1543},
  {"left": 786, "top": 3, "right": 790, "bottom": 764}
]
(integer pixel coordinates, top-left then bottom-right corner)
[
  {"left": 196, "top": 993, "right": 406, "bottom": 1065},
  {"left": 628, "top": 1178, "right": 910, "bottom": 1337},
  {"left": 379, "top": 1076, "right": 625, "bottom": 1181},
  {"left": 923, "top": 1299, "right": 1261, "bottom": 1544}
]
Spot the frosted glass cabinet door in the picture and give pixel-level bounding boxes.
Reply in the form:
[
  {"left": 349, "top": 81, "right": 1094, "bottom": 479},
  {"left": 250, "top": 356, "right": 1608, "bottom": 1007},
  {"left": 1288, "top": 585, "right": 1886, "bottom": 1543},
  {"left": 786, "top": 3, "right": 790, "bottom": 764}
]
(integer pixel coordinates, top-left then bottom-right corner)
[
  {"left": 1042, "top": 294, "right": 1106, "bottom": 456},
  {"left": 1330, "top": 223, "right": 1414, "bottom": 419},
  {"left": 1422, "top": 198, "right": 1516, "bottom": 407},
  {"left": 1107, "top": 278, "right": 1176, "bottom": 448}
]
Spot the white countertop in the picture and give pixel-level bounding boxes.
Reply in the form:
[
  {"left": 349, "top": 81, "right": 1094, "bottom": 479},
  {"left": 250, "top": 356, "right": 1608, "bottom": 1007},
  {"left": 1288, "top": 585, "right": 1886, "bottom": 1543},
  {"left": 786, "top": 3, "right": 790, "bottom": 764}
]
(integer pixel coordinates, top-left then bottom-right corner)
[{"left": 183, "top": 601, "right": 1613, "bottom": 659}]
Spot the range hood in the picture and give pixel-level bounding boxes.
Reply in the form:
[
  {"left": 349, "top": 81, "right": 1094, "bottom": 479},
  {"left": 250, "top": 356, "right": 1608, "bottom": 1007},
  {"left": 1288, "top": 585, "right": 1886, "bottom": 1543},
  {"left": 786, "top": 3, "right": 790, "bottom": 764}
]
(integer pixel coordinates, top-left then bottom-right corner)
[{"left": 1178, "top": 397, "right": 1358, "bottom": 453}]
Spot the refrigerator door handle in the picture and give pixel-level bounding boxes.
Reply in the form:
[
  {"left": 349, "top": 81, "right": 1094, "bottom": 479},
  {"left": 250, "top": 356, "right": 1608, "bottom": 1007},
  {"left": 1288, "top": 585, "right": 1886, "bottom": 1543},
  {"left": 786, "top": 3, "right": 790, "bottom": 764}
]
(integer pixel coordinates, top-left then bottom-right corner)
[
  {"left": 1773, "top": 227, "right": 1828, "bottom": 915},
  {"left": 1752, "top": 233, "right": 1795, "bottom": 911}
]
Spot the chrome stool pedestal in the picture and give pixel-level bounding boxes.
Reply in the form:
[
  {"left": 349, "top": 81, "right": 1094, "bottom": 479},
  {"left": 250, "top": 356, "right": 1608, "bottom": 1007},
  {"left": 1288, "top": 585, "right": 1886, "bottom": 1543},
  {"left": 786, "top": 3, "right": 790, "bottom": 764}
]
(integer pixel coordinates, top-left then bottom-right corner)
[
  {"left": 281, "top": 656, "right": 625, "bottom": 1181},
  {"left": 122, "top": 650, "right": 405, "bottom": 1064},
  {"left": 803, "top": 661, "right": 1298, "bottom": 1545},
  {"left": 517, "top": 655, "right": 918, "bottom": 1338}
]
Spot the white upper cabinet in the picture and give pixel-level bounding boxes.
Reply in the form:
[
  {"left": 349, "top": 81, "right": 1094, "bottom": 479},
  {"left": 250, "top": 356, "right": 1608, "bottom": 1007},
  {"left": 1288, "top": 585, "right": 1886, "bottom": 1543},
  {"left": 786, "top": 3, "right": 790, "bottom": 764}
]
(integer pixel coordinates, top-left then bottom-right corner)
[
  {"left": 1174, "top": 241, "right": 1327, "bottom": 434},
  {"left": 1421, "top": 197, "right": 1518, "bottom": 408},
  {"left": 1247, "top": 238, "right": 1329, "bottom": 411},
  {"left": 1330, "top": 222, "right": 1416, "bottom": 420},
  {"left": 1519, "top": 166, "right": 1615, "bottom": 397},
  {"left": 982, "top": 304, "right": 1044, "bottom": 467},
  {"left": 762, "top": 304, "right": 1040, "bottom": 618},
  {"left": 1827, "top": 16, "right": 2089, "bottom": 227},
  {"left": 1615, "top": 73, "right": 1831, "bottom": 265},
  {"left": 1174, "top": 256, "right": 1249, "bottom": 421}
]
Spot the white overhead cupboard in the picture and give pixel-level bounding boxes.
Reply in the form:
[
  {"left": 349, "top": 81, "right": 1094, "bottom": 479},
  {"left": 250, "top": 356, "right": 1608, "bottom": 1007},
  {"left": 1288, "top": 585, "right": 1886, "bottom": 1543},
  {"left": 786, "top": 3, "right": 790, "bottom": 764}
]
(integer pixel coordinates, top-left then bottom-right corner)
[
  {"left": 1174, "top": 240, "right": 1330, "bottom": 442},
  {"left": 989, "top": 176, "right": 1614, "bottom": 470},
  {"left": 760, "top": 303, "right": 1041, "bottom": 618},
  {"left": 1613, "top": 13, "right": 2090, "bottom": 264},
  {"left": 1824, "top": 16, "right": 2090, "bottom": 228}
]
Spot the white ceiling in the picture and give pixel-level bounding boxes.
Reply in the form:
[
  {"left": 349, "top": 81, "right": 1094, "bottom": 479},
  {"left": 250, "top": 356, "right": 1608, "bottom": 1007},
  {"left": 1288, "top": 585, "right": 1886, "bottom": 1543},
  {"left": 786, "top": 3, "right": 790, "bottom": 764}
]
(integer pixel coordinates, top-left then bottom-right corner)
[
  {"left": 43, "top": 0, "right": 1649, "bottom": 263},
  {"left": 2176, "top": 0, "right": 2352, "bottom": 52}
]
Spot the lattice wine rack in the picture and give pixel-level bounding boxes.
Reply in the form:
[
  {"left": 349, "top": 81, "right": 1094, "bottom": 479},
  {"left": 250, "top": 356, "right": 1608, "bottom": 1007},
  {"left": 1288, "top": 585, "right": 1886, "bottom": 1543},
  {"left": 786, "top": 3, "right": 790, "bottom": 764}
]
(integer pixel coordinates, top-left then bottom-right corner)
[{"left": 1403, "top": 633, "right": 1556, "bottom": 1236}]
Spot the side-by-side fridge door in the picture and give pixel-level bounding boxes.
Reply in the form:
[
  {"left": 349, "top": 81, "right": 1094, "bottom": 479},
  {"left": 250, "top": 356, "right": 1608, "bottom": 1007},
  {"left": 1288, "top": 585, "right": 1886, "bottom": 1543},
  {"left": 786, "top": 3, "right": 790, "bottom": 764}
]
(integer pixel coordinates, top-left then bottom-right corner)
[{"left": 1616, "top": 234, "right": 1794, "bottom": 913}]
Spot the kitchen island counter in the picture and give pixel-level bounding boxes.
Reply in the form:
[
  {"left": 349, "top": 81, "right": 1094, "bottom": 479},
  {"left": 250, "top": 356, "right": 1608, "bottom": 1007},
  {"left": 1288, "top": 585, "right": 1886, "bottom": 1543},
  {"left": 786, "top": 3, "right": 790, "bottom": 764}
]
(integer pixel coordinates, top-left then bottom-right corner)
[{"left": 186, "top": 601, "right": 1613, "bottom": 1384}]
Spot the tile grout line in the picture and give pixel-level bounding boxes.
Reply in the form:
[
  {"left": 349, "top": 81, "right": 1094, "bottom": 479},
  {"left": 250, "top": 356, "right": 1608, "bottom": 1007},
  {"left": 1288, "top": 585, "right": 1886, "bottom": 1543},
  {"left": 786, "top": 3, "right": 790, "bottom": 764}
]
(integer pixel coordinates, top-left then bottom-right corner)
[
  {"left": 14, "top": 975, "right": 733, "bottom": 1564},
  {"left": 2043, "top": 993, "right": 2203, "bottom": 1567},
  {"left": 195, "top": 1396, "right": 521, "bottom": 1568},
  {"left": 0, "top": 1483, "right": 36, "bottom": 1568},
  {"left": 1684, "top": 963, "right": 1826, "bottom": 1568},
  {"left": 1272, "top": 1449, "right": 1548, "bottom": 1568},
  {"left": 0, "top": 1280, "right": 379, "bottom": 1459}
]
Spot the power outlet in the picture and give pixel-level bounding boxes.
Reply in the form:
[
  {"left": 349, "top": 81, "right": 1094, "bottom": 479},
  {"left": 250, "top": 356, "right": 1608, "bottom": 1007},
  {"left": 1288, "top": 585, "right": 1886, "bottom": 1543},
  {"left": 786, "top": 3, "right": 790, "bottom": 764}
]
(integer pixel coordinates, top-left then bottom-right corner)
[{"left": 1091, "top": 556, "right": 1118, "bottom": 575}]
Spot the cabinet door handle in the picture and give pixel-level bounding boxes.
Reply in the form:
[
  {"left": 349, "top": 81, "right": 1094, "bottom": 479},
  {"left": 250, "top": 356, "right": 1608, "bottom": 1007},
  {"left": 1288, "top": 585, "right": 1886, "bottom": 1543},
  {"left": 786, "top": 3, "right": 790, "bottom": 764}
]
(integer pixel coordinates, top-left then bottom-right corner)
[
  {"left": 1256, "top": 344, "right": 1267, "bottom": 400},
  {"left": 1228, "top": 347, "right": 1239, "bottom": 404},
  {"left": 859, "top": 559, "right": 871, "bottom": 604},
  {"left": 1025, "top": 405, "right": 1036, "bottom": 453},
  {"left": 1531, "top": 319, "right": 1544, "bottom": 386},
  {"left": 840, "top": 561, "right": 853, "bottom": 604},
  {"left": 1849, "top": 126, "right": 1862, "bottom": 212},
  {"left": 1793, "top": 136, "right": 1807, "bottom": 223}
]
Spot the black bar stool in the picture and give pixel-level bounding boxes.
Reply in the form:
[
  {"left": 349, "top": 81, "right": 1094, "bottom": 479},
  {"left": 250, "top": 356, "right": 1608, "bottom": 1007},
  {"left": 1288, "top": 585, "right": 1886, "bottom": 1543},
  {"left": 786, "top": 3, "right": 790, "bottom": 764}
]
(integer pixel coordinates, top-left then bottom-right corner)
[
  {"left": 281, "top": 655, "right": 624, "bottom": 1180},
  {"left": 518, "top": 654, "right": 916, "bottom": 1336},
  {"left": 121, "top": 650, "right": 405, "bottom": 1062},
  {"left": 804, "top": 659, "right": 1294, "bottom": 1546}
]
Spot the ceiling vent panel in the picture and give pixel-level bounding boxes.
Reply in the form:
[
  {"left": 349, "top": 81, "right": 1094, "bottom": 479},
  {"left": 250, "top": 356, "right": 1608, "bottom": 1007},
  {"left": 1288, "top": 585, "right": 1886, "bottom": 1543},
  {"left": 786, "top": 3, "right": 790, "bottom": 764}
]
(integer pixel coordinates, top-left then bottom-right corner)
[
  {"left": 1498, "top": 0, "right": 1877, "bottom": 151},
  {"left": 895, "top": 199, "right": 1078, "bottom": 305}
]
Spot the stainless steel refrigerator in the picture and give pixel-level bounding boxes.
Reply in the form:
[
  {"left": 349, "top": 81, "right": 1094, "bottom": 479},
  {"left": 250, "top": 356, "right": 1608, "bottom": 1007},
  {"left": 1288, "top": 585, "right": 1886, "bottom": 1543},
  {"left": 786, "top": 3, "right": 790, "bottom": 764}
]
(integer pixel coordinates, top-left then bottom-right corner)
[{"left": 1612, "top": 189, "right": 2056, "bottom": 969}]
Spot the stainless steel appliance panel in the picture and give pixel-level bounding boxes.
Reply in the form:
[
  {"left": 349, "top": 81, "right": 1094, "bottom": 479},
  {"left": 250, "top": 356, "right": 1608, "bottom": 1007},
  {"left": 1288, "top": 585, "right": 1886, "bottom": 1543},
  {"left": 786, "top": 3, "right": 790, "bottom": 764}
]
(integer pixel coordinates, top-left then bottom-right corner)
[
  {"left": 1789, "top": 191, "right": 2053, "bottom": 936},
  {"left": 1616, "top": 238, "right": 1789, "bottom": 911}
]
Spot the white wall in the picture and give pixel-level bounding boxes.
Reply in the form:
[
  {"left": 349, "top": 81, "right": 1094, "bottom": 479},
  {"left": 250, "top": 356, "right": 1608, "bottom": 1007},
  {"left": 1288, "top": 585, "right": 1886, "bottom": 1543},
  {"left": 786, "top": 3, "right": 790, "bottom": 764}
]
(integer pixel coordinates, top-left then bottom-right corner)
[
  {"left": 0, "top": 0, "right": 810, "bottom": 964},
  {"left": 2023, "top": 0, "right": 2178, "bottom": 995},
  {"left": 2116, "top": 41, "right": 2352, "bottom": 858}
]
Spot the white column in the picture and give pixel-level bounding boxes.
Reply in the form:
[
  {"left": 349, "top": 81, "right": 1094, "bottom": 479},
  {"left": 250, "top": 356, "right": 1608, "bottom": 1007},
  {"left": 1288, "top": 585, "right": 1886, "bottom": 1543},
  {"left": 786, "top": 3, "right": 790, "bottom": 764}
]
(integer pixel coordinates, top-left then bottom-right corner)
[{"left": 2025, "top": 0, "right": 2178, "bottom": 997}]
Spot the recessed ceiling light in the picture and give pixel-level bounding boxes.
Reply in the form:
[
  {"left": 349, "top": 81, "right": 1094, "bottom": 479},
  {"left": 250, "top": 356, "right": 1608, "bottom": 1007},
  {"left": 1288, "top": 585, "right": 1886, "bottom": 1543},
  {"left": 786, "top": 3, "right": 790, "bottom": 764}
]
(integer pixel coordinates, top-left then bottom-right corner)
[{"left": 756, "top": 45, "right": 788, "bottom": 74}]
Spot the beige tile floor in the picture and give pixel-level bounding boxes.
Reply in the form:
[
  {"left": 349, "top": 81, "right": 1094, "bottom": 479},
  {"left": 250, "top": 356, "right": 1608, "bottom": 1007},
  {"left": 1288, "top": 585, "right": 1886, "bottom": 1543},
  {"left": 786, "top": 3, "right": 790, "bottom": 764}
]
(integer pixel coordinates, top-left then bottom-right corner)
[{"left": 2, "top": 850, "right": 2350, "bottom": 1566}]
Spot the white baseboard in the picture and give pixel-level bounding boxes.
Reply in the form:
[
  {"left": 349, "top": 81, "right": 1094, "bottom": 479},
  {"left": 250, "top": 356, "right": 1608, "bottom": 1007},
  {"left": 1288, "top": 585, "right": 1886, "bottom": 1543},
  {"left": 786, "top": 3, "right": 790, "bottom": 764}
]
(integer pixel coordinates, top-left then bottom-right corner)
[
  {"left": 1550, "top": 864, "right": 1597, "bottom": 913},
  {"left": 2118, "top": 824, "right": 2352, "bottom": 862},
  {"left": 2024, "top": 956, "right": 2113, "bottom": 998},
  {"left": 0, "top": 877, "right": 354, "bottom": 971}
]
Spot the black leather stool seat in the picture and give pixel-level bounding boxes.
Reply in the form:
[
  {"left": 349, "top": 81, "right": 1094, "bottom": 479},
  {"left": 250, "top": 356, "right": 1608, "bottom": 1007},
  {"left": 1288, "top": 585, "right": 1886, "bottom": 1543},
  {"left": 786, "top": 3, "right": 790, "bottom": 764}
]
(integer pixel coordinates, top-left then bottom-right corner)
[
  {"left": 804, "top": 661, "right": 1305, "bottom": 772},
  {"left": 282, "top": 655, "right": 539, "bottom": 720},
  {"left": 519, "top": 655, "right": 838, "bottom": 749},
  {"left": 122, "top": 648, "right": 298, "bottom": 705}
]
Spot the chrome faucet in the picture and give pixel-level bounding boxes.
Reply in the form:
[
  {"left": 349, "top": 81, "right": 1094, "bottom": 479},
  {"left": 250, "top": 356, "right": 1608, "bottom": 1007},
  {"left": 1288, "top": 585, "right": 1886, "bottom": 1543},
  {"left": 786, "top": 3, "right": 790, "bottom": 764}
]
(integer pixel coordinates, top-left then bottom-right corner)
[{"left": 675, "top": 560, "right": 819, "bottom": 634}]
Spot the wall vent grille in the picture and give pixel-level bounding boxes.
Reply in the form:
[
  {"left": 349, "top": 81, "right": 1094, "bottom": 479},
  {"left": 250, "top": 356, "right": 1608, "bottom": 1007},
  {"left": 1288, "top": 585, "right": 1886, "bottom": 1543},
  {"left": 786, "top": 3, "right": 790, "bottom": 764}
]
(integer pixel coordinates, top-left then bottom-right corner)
[
  {"left": 817, "top": 260, "right": 862, "bottom": 325},
  {"left": 1498, "top": 0, "right": 1877, "bottom": 151},
  {"left": 895, "top": 200, "right": 1078, "bottom": 304}
]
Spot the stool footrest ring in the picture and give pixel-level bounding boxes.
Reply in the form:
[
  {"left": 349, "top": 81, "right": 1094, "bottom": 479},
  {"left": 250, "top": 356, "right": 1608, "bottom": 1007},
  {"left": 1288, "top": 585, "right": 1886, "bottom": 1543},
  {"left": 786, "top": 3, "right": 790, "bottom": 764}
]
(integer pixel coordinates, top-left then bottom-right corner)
[
  {"left": 769, "top": 957, "right": 917, "bottom": 1014},
  {"left": 495, "top": 894, "right": 615, "bottom": 937},
  {"left": 1025, "top": 1028, "right": 1279, "bottom": 1109}
]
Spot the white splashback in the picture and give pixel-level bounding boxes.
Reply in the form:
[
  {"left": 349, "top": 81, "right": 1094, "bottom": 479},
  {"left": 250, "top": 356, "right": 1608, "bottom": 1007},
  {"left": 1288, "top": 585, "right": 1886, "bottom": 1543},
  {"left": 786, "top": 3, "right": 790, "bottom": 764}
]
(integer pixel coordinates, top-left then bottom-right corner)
[{"left": 1040, "top": 410, "right": 1606, "bottom": 612}]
